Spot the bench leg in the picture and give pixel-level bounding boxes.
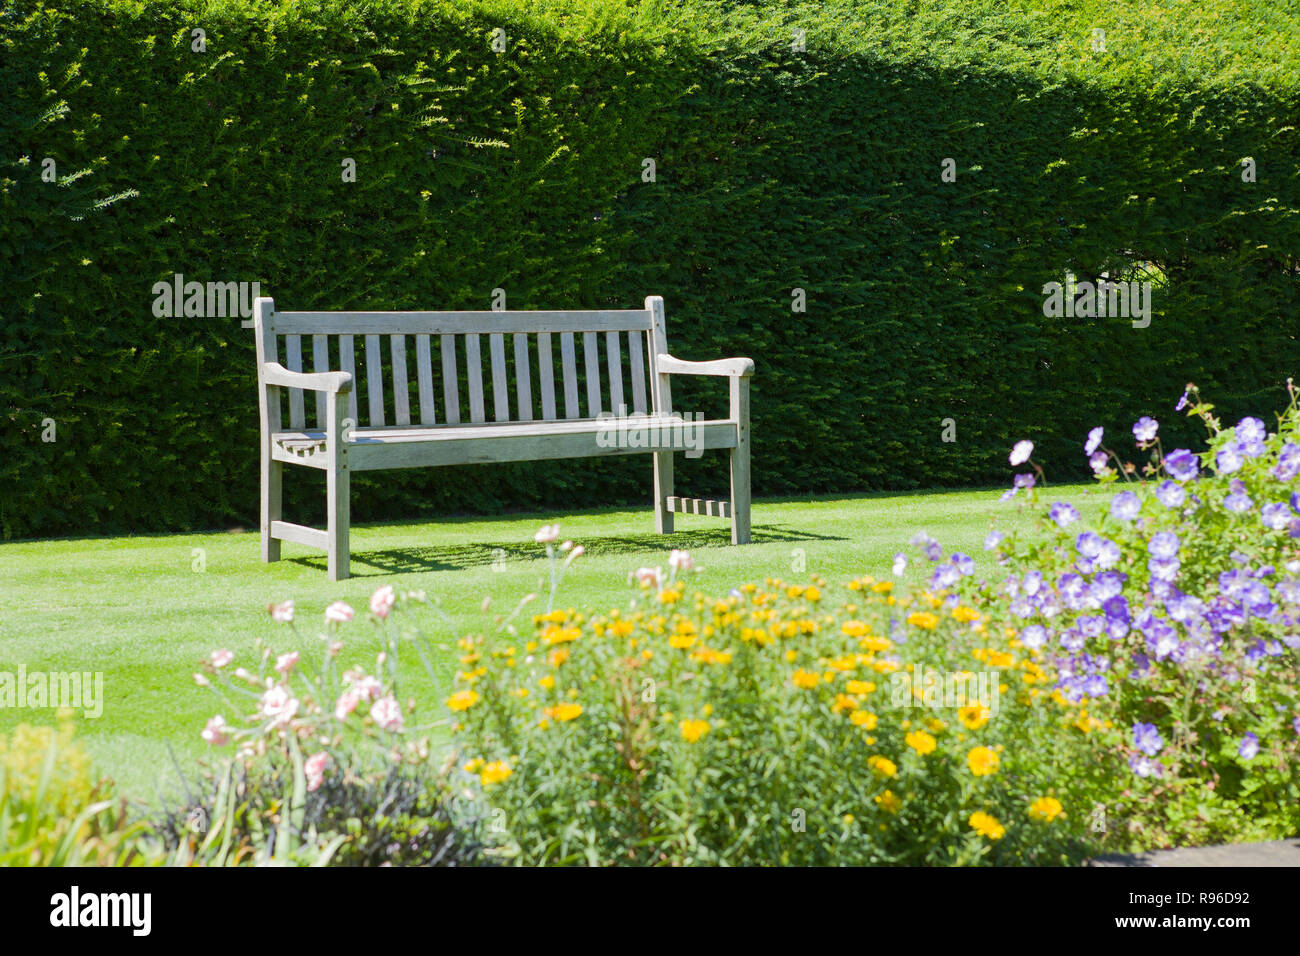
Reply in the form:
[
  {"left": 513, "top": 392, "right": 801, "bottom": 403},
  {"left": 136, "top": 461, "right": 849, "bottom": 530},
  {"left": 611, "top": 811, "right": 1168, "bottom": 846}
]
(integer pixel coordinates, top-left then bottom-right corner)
[
  {"left": 261, "top": 456, "right": 282, "bottom": 563},
  {"left": 327, "top": 461, "right": 350, "bottom": 582},
  {"left": 730, "top": 376, "right": 751, "bottom": 545},
  {"left": 654, "top": 450, "right": 674, "bottom": 534}
]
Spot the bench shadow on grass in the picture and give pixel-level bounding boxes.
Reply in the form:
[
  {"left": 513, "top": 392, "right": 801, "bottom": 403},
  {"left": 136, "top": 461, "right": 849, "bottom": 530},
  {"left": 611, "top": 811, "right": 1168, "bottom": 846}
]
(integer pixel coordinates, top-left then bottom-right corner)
[{"left": 289, "top": 524, "right": 846, "bottom": 578}]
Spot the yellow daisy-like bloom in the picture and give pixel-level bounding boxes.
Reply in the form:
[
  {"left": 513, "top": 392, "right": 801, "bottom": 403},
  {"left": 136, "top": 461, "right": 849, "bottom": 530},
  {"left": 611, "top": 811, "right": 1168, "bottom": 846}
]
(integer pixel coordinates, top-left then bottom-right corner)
[
  {"left": 792, "top": 669, "right": 821, "bottom": 689},
  {"left": 905, "top": 730, "right": 937, "bottom": 755},
  {"left": 968, "top": 811, "right": 1005, "bottom": 839},
  {"left": 958, "top": 704, "right": 990, "bottom": 730},
  {"left": 867, "top": 755, "right": 897, "bottom": 778},
  {"left": 874, "top": 789, "right": 902, "bottom": 814},
  {"left": 841, "top": 620, "right": 870, "bottom": 638},
  {"left": 845, "top": 679, "right": 876, "bottom": 695},
  {"left": 850, "top": 709, "right": 878, "bottom": 729},
  {"left": 463, "top": 757, "right": 485, "bottom": 773},
  {"left": 1028, "top": 796, "right": 1064, "bottom": 823},
  {"left": 967, "top": 745, "right": 1000, "bottom": 776},
  {"left": 906, "top": 611, "right": 939, "bottom": 630},
  {"left": 479, "top": 761, "right": 513, "bottom": 787},
  {"left": 872, "top": 581, "right": 893, "bottom": 593},
  {"left": 952, "top": 605, "right": 981, "bottom": 623},
  {"left": 542, "top": 625, "right": 581, "bottom": 645},
  {"left": 858, "top": 635, "right": 892, "bottom": 653},
  {"left": 446, "top": 689, "right": 480, "bottom": 712},
  {"left": 548, "top": 647, "right": 570, "bottom": 667},
  {"left": 538, "top": 674, "right": 556, "bottom": 690},
  {"left": 668, "top": 632, "right": 697, "bottom": 650},
  {"left": 805, "top": 586, "right": 821, "bottom": 602},
  {"left": 679, "top": 718, "right": 711, "bottom": 743},
  {"left": 544, "top": 702, "right": 583, "bottom": 722},
  {"left": 927, "top": 718, "right": 946, "bottom": 733}
]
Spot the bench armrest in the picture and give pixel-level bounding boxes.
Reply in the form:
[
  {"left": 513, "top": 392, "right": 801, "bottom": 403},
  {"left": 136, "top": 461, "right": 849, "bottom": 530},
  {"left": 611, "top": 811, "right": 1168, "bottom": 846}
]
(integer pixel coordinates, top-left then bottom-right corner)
[
  {"left": 657, "top": 354, "right": 755, "bottom": 378},
  {"left": 262, "top": 362, "right": 353, "bottom": 394}
]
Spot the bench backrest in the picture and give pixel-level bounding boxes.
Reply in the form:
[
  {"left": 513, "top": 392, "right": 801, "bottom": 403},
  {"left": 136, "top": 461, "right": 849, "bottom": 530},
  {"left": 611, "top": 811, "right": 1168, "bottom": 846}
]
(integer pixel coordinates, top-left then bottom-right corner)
[{"left": 254, "top": 297, "right": 672, "bottom": 432}]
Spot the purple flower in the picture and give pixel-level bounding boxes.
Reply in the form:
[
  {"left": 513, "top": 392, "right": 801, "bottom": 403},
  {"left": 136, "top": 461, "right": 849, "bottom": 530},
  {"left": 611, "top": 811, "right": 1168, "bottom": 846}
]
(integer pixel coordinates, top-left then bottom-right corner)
[
  {"left": 1129, "top": 755, "right": 1163, "bottom": 778},
  {"left": 1132, "top": 722, "right": 1163, "bottom": 756},
  {"left": 1133, "top": 416, "right": 1158, "bottom": 442},
  {"left": 1217, "top": 445, "right": 1243, "bottom": 475},
  {"left": 1155, "top": 480, "right": 1185, "bottom": 508},
  {"left": 1273, "top": 444, "right": 1300, "bottom": 482},
  {"left": 1096, "top": 539, "right": 1121, "bottom": 569},
  {"left": 983, "top": 531, "right": 1003, "bottom": 551},
  {"left": 1085, "top": 426, "right": 1104, "bottom": 455},
  {"left": 1224, "top": 481, "right": 1254, "bottom": 514},
  {"left": 1148, "top": 555, "right": 1181, "bottom": 582},
  {"left": 1020, "top": 625, "right": 1047, "bottom": 650},
  {"left": 1238, "top": 732, "right": 1259, "bottom": 760},
  {"left": 952, "top": 552, "right": 975, "bottom": 576},
  {"left": 1089, "top": 451, "right": 1109, "bottom": 474},
  {"left": 1164, "top": 448, "right": 1199, "bottom": 482},
  {"left": 1175, "top": 390, "right": 1190, "bottom": 412},
  {"left": 1262, "top": 502, "right": 1291, "bottom": 531},
  {"left": 1075, "top": 531, "right": 1103, "bottom": 558},
  {"left": 1236, "top": 417, "right": 1266, "bottom": 445},
  {"left": 1148, "top": 531, "right": 1180, "bottom": 559},
  {"left": 1014, "top": 473, "right": 1035, "bottom": 490},
  {"left": 1110, "top": 491, "right": 1141, "bottom": 522},
  {"left": 892, "top": 552, "right": 908, "bottom": 576},
  {"left": 1050, "top": 502, "right": 1080, "bottom": 528},
  {"left": 1009, "top": 440, "right": 1034, "bottom": 466},
  {"left": 931, "top": 563, "right": 960, "bottom": 589}
]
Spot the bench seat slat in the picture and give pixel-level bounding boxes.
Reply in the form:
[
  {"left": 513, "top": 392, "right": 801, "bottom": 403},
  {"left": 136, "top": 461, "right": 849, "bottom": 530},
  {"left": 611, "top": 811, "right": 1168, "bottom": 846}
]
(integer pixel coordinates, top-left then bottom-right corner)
[
  {"left": 391, "top": 334, "right": 410, "bottom": 426},
  {"left": 365, "top": 334, "right": 385, "bottom": 426},
  {"left": 440, "top": 335, "right": 460, "bottom": 424},
  {"left": 465, "top": 334, "right": 485, "bottom": 423},
  {"left": 560, "top": 333, "right": 579, "bottom": 419},
  {"left": 490, "top": 333, "right": 509, "bottom": 422},
  {"left": 415, "top": 334, "right": 436, "bottom": 425},
  {"left": 514, "top": 333, "right": 533, "bottom": 421},
  {"left": 583, "top": 331, "right": 601, "bottom": 417},
  {"left": 538, "top": 332, "right": 556, "bottom": 420}
]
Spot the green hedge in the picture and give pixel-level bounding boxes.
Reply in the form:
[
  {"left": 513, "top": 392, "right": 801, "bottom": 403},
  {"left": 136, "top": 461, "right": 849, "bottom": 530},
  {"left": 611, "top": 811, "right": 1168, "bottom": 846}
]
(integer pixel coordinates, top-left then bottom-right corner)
[{"left": 3, "top": 0, "right": 1298, "bottom": 539}]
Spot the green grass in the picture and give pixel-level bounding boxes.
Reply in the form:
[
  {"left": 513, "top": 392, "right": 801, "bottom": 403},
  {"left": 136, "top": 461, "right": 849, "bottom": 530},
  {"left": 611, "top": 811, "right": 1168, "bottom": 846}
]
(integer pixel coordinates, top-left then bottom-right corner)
[{"left": 0, "top": 484, "right": 1096, "bottom": 799}]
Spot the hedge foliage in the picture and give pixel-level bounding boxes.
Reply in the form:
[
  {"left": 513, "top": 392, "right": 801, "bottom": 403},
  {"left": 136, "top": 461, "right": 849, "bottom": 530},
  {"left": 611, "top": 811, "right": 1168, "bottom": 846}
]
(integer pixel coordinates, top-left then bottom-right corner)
[{"left": 3, "top": 0, "right": 1298, "bottom": 538}]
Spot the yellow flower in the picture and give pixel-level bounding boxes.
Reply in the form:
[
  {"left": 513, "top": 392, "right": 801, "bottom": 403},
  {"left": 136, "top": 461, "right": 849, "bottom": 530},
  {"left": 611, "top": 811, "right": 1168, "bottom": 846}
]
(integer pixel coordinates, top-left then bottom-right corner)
[
  {"left": 927, "top": 718, "right": 946, "bottom": 733},
  {"left": 850, "top": 710, "right": 878, "bottom": 730},
  {"left": 952, "top": 605, "right": 980, "bottom": 623},
  {"left": 845, "top": 679, "right": 876, "bottom": 695},
  {"left": 966, "top": 746, "right": 1000, "bottom": 776},
  {"left": 669, "top": 632, "right": 697, "bottom": 650},
  {"left": 958, "top": 704, "right": 990, "bottom": 730},
  {"left": 805, "top": 586, "right": 821, "bottom": 602},
  {"left": 968, "top": 810, "right": 1005, "bottom": 839},
  {"left": 872, "top": 581, "right": 893, "bottom": 593},
  {"left": 679, "top": 718, "right": 711, "bottom": 743},
  {"left": 479, "top": 761, "right": 513, "bottom": 787},
  {"left": 1028, "top": 796, "right": 1064, "bottom": 823},
  {"left": 544, "top": 702, "right": 583, "bottom": 722},
  {"left": 446, "top": 689, "right": 480, "bottom": 712},
  {"left": 905, "top": 730, "right": 937, "bottom": 755},
  {"left": 867, "top": 755, "right": 897, "bottom": 778},
  {"left": 874, "top": 789, "right": 902, "bottom": 814},
  {"left": 792, "top": 669, "right": 821, "bottom": 689},
  {"left": 610, "top": 620, "right": 635, "bottom": 638},
  {"left": 906, "top": 611, "right": 939, "bottom": 630},
  {"left": 463, "top": 757, "right": 485, "bottom": 773},
  {"left": 543, "top": 624, "right": 581, "bottom": 645},
  {"left": 548, "top": 647, "right": 570, "bottom": 667},
  {"left": 832, "top": 693, "right": 859, "bottom": 714},
  {"left": 538, "top": 674, "right": 555, "bottom": 690}
]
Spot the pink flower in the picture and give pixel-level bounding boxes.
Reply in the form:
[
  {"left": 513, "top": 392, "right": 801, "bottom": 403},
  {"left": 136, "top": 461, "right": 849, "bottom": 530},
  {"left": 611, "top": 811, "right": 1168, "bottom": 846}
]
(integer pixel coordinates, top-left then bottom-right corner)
[
  {"left": 274, "top": 651, "right": 299, "bottom": 675},
  {"left": 370, "top": 585, "right": 396, "bottom": 619},
  {"left": 668, "top": 549, "right": 694, "bottom": 573},
  {"left": 201, "top": 715, "right": 230, "bottom": 746},
  {"left": 370, "top": 695, "right": 404, "bottom": 731},
  {"left": 192, "top": 673, "right": 211, "bottom": 687},
  {"left": 324, "top": 601, "right": 354, "bottom": 624},
  {"left": 268, "top": 600, "right": 295, "bottom": 623},
  {"left": 631, "top": 566, "right": 665, "bottom": 589},
  {"left": 210, "top": 649, "right": 234, "bottom": 668},
  {"left": 335, "top": 689, "right": 360, "bottom": 721},
  {"left": 259, "top": 685, "right": 299, "bottom": 728},
  {"left": 564, "top": 544, "right": 586, "bottom": 566},
  {"left": 304, "top": 752, "right": 330, "bottom": 792},
  {"left": 343, "top": 669, "right": 383, "bottom": 700},
  {"left": 534, "top": 524, "right": 561, "bottom": 544}
]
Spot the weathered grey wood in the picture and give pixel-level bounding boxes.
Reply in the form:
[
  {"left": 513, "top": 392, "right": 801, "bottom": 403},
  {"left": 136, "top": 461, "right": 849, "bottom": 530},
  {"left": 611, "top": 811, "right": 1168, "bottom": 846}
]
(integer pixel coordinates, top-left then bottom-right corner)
[
  {"left": 327, "top": 389, "right": 350, "bottom": 581},
  {"left": 537, "top": 332, "right": 556, "bottom": 420},
  {"left": 391, "top": 335, "right": 411, "bottom": 426},
  {"left": 440, "top": 335, "right": 460, "bottom": 424},
  {"left": 583, "top": 331, "right": 601, "bottom": 417},
  {"left": 489, "top": 333, "right": 509, "bottom": 422},
  {"left": 648, "top": 296, "right": 674, "bottom": 534},
  {"left": 514, "top": 333, "right": 533, "bottom": 421},
  {"left": 730, "top": 374, "right": 751, "bottom": 544},
  {"left": 665, "top": 497, "right": 732, "bottom": 518},
  {"left": 365, "top": 334, "right": 385, "bottom": 426},
  {"left": 628, "top": 330, "right": 647, "bottom": 415},
  {"left": 270, "top": 520, "right": 329, "bottom": 550},
  {"left": 465, "top": 334, "right": 485, "bottom": 423},
  {"left": 254, "top": 297, "right": 282, "bottom": 562},
  {"left": 312, "top": 334, "right": 330, "bottom": 426},
  {"left": 606, "top": 330, "right": 624, "bottom": 415},
  {"left": 339, "top": 334, "right": 357, "bottom": 424},
  {"left": 274, "top": 309, "right": 653, "bottom": 336},
  {"left": 415, "top": 334, "right": 436, "bottom": 425},
  {"left": 285, "top": 334, "right": 305, "bottom": 429},
  {"left": 560, "top": 333, "right": 579, "bottom": 419}
]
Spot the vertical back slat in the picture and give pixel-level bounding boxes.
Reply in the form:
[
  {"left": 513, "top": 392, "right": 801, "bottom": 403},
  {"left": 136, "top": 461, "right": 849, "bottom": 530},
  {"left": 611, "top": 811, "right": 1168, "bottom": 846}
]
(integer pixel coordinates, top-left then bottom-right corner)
[
  {"left": 440, "top": 335, "right": 460, "bottom": 424},
  {"left": 605, "top": 330, "right": 624, "bottom": 415},
  {"left": 339, "top": 334, "right": 357, "bottom": 424},
  {"left": 365, "top": 334, "right": 385, "bottom": 426},
  {"left": 489, "top": 333, "right": 509, "bottom": 422},
  {"left": 583, "top": 331, "right": 602, "bottom": 417},
  {"left": 560, "top": 333, "right": 579, "bottom": 419},
  {"left": 390, "top": 334, "right": 410, "bottom": 426},
  {"left": 415, "top": 334, "right": 436, "bottom": 425},
  {"left": 465, "top": 334, "right": 486, "bottom": 423},
  {"left": 628, "top": 330, "right": 647, "bottom": 414},
  {"left": 538, "top": 332, "right": 557, "bottom": 421},
  {"left": 285, "top": 335, "right": 305, "bottom": 429},
  {"left": 312, "top": 334, "right": 329, "bottom": 426},
  {"left": 513, "top": 333, "right": 533, "bottom": 421}
]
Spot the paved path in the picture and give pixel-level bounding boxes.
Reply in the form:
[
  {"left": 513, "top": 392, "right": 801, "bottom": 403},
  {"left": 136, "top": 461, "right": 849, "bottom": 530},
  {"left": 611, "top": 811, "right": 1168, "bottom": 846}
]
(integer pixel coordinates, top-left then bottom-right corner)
[{"left": 1088, "top": 840, "right": 1300, "bottom": 867}]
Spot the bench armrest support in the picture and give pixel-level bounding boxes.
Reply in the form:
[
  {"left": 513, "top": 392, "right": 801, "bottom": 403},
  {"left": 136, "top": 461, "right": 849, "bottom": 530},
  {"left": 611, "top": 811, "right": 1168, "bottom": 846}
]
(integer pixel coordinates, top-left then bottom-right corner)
[
  {"left": 657, "top": 354, "right": 755, "bottom": 378},
  {"left": 262, "top": 362, "right": 353, "bottom": 394}
]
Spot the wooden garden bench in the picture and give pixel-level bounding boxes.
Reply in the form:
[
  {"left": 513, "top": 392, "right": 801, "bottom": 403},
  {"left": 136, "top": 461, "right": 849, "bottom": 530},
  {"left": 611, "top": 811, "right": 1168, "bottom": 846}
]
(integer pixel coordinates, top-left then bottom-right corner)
[{"left": 253, "top": 296, "right": 753, "bottom": 580}]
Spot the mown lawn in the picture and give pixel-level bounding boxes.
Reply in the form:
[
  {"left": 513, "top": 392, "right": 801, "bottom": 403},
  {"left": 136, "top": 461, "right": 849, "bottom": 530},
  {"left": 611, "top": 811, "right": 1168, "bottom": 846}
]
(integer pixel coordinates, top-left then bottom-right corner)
[{"left": 0, "top": 484, "right": 1095, "bottom": 799}]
